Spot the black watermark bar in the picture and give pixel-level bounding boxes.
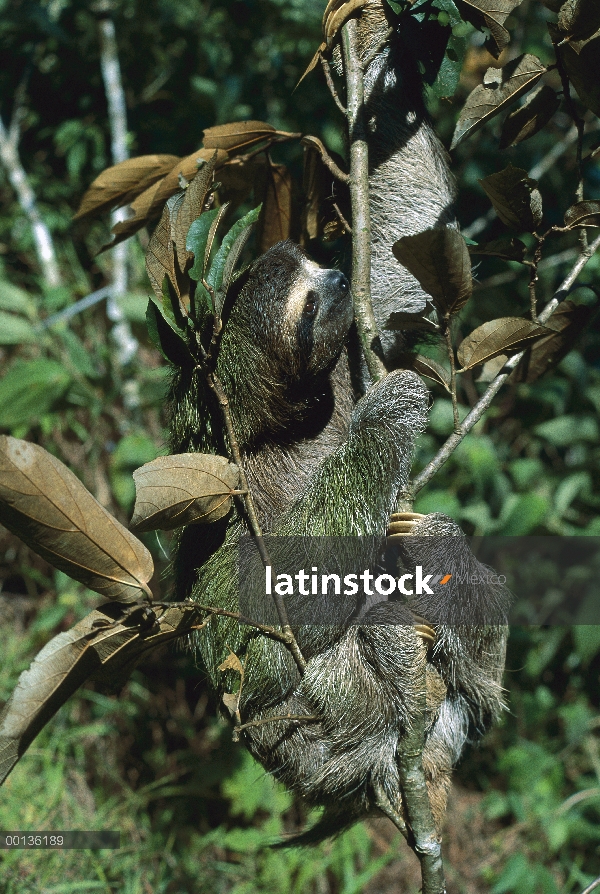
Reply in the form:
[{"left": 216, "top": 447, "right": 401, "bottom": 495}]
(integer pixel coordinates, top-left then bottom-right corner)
[
  {"left": 237, "top": 535, "right": 600, "bottom": 626},
  {"left": 0, "top": 832, "right": 120, "bottom": 849}
]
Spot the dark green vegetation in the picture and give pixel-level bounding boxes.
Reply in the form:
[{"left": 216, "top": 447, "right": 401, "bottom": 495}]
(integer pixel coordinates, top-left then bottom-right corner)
[{"left": 0, "top": 0, "right": 599, "bottom": 891}]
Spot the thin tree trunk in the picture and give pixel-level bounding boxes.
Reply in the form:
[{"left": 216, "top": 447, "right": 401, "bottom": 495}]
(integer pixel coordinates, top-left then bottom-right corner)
[
  {"left": 0, "top": 115, "right": 62, "bottom": 288},
  {"left": 96, "top": 4, "right": 138, "bottom": 365}
]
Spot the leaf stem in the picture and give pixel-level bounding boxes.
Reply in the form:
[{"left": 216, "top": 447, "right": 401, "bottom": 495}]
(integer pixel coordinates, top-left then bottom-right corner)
[
  {"left": 320, "top": 52, "right": 347, "bottom": 115},
  {"left": 301, "top": 135, "right": 350, "bottom": 184}
]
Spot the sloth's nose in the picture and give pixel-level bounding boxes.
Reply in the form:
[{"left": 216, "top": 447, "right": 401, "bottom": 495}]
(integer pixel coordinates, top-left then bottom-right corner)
[{"left": 327, "top": 269, "right": 349, "bottom": 294}]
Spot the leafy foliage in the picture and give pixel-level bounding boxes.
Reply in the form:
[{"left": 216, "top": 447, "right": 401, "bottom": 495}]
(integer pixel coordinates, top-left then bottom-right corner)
[{"left": 0, "top": 0, "right": 600, "bottom": 891}]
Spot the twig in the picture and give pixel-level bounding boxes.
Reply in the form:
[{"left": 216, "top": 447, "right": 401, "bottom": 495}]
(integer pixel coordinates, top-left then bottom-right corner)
[
  {"left": 372, "top": 780, "right": 409, "bottom": 840},
  {"left": 341, "top": 18, "right": 387, "bottom": 382},
  {"left": 580, "top": 877, "right": 600, "bottom": 894},
  {"left": 411, "top": 230, "right": 600, "bottom": 495},
  {"left": 396, "top": 644, "right": 445, "bottom": 894},
  {"left": 320, "top": 52, "right": 346, "bottom": 115},
  {"left": 232, "top": 713, "right": 320, "bottom": 742},
  {"left": 301, "top": 135, "right": 349, "bottom": 184},
  {"left": 203, "top": 369, "right": 306, "bottom": 674},
  {"left": 158, "top": 600, "right": 304, "bottom": 652},
  {"left": 443, "top": 317, "right": 460, "bottom": 431},
  {"left": 333, "top": 202, "right": 352, "bottom": 234}
]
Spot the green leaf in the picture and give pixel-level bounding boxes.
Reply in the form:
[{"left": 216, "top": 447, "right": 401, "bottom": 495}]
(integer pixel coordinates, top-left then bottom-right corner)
[
  {"left": 206, "top": 205, "right": 262, "bottom": 297},
  {"left": 432, "top": 0, "right": 463, "bottom": 28},
  {"left": 430, "top": 29, "right": 468, "bottom": 98},
  {"left": 0, "top": 282, "right": 36, "bottom": 318},
  {"left": 55, "top": 327, "right": 99, "bottom": 379},
  {"left": 573, "top": 627, "right": 600, "bottom": 664},
  {"left": 498, "top": 493, "right": 549, "bottom": 535},
  {"left": 0, "top": 360, "right": 72, "bottom": 429},
  {"left": 186, "top": 207, "right": 221, "bottom": 282},
  {"left": 0, "top": 312, "right": 37, "bottom": 345},
  {"left": 534, "top": 415, "right": 598, "bottom": 447},
  {"left": 114, "top": 292, "right": 152, "bottom": 324}
]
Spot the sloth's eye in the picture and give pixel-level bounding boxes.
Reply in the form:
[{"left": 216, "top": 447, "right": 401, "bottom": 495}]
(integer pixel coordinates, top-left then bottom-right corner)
[{"left": 304, "top": 293, "right": 318, "bottom": 318}]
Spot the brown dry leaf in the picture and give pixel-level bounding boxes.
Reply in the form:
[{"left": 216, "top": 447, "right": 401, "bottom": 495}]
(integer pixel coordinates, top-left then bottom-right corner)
[
  {"left": 564, "top": 200, "right": 600, "bottom": 228},
  {"left": 218, "top": 157, "right": 264, "bottom": 214},
  {"left": 479, "top": 164, "right": 543, "bottom": 232},
  {"left": 514, "top": 300, "right": 595, "bottom": 383},
  {"left": 145, "top": 197, "right": 182, "bottom": 303},
  {"left": 323, "top": 0, "right": 368, "bottom": 47},
  {"left": 451, "top": 54, "right": 546, "bottom": 149},
  {"left": 218, "top": 650, "right": 244, "bottom": 675},
  {"left": 74, "top": 154, "right": 179, "bottom": 222},
  {"left": 398, "top": 354, "right": 451, "bottom": 391},
  {"left": 130, "top": 454, "right": 242, "bottom": 533},
  {"left": 174, "top": 152, "right": 220, "bottom": 275},
  {"left": 222, "top": 692, "right": 240, "bottom": 718},
  {"left": 301, "top": 141, "right": 348, "bottom": 243},
  {"left": 257, "top": 163, "right": 293, "bottom": 252},
  {"left": 499, "top": 85, "right": 559, "bottom": 149},
  {"left": 460, "top": 0, "right": 524, "bottom": 58},
  {"left": 560, "top": 34, "right": 600, "bottom": 116},
  {"left": 457, "top": 317, "right": 550, "bottom": 370},
  {"left": 99, "top": 149, "right": 228, "bottom": 254},
  {"left": 0, "top": 601, "right": 201, "bottom": 785},
  {"left": 0, "top": 437, "right": 153, "bottom": 602},
  {"left": 203, "top": 121, "right": 296, "bottom": 155},
  {"left": 469, "top": 236, "right": 527, "bottom": 261},
  {"left": 303, "top": 144, "right": 326, "bottom": 241},
  {"left": 150, "top": 149, "right": 227, "bottom": 211},
  {"left": 558, "top": 0, "right": 600, "bottom": 41},
  {"left": 392, "top": 228, "right": 473, "bottom": 316}
]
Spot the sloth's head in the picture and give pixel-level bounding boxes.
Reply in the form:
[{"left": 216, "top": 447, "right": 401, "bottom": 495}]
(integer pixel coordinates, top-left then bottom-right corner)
[{"left": 230, "top": 240, "right": 352, "bottom": 380}]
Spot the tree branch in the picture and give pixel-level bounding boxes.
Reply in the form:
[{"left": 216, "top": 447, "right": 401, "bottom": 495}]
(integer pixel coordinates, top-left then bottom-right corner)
[
  {"left": 411, "top": 230, "right": 600, "bottom": 495},
  {"left": 396, "top": 645, "right": 445, "bottom": 894},
  {"left": 341, "top": 18, "right": 387, "bottom": 383}
]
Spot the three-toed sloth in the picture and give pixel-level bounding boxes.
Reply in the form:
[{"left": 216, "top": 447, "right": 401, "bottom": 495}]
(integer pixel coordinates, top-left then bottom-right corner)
[{"left": 168, "top": 0, "right": 508, "bottom": 843}]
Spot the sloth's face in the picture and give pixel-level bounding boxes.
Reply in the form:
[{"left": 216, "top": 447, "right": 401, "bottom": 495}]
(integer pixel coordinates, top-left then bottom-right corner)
[
  {"left": 285, "top": 256, "right": 352, "bottom": 374},
  {"left": 243, "top": 241, "right": 352, "bottom": 378}
]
